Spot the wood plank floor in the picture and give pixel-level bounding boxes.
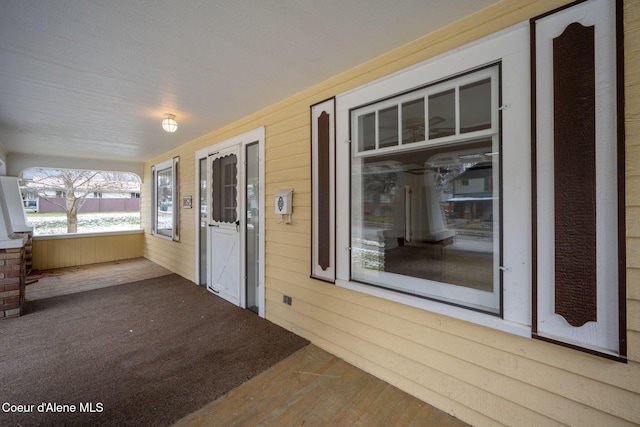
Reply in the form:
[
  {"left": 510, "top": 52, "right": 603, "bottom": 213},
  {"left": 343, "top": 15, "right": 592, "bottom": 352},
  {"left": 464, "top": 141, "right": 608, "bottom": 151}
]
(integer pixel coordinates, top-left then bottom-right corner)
[
  {"left": 173, "top": 344, "right": 471, "bottom": 427},
  {"left": 25, "top": 257, "right": 172, "bottom": 301},
  {"left": 24, "top": 259, "right": 471, "bottom": 426}
]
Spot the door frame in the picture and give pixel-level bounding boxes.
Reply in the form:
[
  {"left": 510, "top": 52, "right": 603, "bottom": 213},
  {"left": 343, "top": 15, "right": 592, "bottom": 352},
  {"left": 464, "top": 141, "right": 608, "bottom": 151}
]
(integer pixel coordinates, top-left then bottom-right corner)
[{"left": 194, "top": 127, "right": 265, "bottom": 317}]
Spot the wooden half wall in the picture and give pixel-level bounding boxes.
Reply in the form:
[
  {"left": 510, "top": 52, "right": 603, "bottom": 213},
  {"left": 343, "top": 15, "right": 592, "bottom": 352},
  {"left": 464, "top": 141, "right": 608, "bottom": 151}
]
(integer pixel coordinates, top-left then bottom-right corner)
[{"left": 32, "top": 230, "right": 144, "bottom": 270}]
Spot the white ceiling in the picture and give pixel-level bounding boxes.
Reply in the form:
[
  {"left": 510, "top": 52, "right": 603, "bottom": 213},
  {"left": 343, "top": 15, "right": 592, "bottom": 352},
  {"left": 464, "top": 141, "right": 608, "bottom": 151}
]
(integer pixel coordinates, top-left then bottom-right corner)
[{"left": 0, "top": 0, "right": 498, "bottom": 170}]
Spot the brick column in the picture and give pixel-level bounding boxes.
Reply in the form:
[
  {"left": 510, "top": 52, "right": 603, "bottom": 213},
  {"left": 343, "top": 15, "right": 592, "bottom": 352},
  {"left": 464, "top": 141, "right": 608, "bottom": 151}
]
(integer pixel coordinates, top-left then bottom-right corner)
[
  {"left": 16, "top": 231, "right": 33, "bottom": 275},
  {"left": 0, "top": 246, "right": 26, "bottom": 319}
]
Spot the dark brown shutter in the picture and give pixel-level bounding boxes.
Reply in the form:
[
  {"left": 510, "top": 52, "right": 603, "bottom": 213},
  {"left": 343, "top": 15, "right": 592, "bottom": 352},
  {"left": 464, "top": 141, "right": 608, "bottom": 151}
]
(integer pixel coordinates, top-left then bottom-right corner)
[
  {"left": 552, "top": 22, "right": 597, "bottom": 327},
  {"left": 317, "top": 111, "right": 331, "bottom": 271}
]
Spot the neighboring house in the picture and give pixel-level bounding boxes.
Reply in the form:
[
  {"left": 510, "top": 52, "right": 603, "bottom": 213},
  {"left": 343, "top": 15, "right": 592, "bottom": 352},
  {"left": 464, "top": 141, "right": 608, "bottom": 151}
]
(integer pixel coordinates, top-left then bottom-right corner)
[
  {"left": 448, "top": 163, "right": 494, "bottom": 222},
  {"left": 20, "top": 176, "right": 141, "bottom": 213},
  {"left": 22, "top": 193, "right": 38, "bottom": 213},
  {"left": 1, "top": 1, "right": 638, "bottom": 426}
]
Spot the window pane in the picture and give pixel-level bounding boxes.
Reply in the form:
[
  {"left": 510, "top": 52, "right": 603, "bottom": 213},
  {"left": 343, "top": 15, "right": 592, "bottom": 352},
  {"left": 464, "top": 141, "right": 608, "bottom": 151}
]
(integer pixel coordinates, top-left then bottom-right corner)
[
  {"left": 246, "top": 143, "right": 260, "bottom": 312},
  {"left": 358, "top": 112, "right": 376, "bottom": 152},
  {"left": 351, "top": 139, "right": 499, "bottom": 312},
  {"left": 378, "top": 106, "right": 399, "bottom": 148},
  {"left": 224, "top": 159, "right": 237, "bottom": 222},
  {"left": 402, "top": 98, "right": 425, "bottom": 144},
  {"left": 156, "top": 167, "right": 173, "bottom": 237},
  {"left": 460, "top": 78, "right": 491, "bottom": 133},
  {"left": 429, "top": 89, "right": 455, "bottom": 139},
  {"left": 199, "top": 157, "right": 207, "bottom": 284},
  {"left": 211, "top": 154, "right": 237, "bottom": 223}
]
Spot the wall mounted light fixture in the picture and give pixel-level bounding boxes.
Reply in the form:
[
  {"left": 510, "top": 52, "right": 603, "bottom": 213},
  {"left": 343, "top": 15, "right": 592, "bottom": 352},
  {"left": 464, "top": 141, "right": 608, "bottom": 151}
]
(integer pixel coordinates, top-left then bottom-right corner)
[{"left": 162, "top": 114, "right": 178, "bottom": 133}]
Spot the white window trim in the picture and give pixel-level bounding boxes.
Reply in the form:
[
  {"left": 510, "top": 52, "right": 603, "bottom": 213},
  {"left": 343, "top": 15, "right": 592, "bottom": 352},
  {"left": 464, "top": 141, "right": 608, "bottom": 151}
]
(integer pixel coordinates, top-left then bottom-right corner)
[
  {"left": 350, "top": 66, "right": 501, "bottom": 313},
  {"left": 151, "top": 157, "right": 179, "bottom": 241},
  {"left": 533, "top": 0, "right": 621, "bottom": 356},
  {"left": 335, "top": 22, "right": 532, "bottom": 336}
]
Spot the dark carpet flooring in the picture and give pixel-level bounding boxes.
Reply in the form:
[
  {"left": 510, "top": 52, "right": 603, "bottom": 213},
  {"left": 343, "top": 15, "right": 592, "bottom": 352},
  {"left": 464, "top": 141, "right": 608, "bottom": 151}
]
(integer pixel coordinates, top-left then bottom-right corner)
[{"left": 0, "top": 274, "right": 309, "bottom": 427}]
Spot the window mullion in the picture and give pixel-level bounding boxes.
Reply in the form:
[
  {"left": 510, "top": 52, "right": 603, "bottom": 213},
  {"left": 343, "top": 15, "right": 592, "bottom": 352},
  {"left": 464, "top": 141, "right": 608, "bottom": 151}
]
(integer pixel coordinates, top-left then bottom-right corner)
[
  {"left": 375, "top": 110, "right": 380, "bottom": 150},
  {"left": 397, "top": 103, "right": 402, "bottom": 147},
  {"left": 425, "top": 95, "right": 431, "bottom": 142},
  {"left": 455, "top": 85, "right": 461, "bottom": 136}
]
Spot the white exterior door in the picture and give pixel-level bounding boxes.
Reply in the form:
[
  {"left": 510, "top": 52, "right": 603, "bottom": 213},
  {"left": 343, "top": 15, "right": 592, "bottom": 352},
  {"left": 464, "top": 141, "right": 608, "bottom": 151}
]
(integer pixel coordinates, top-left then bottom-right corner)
[{"left": 207, "top": 144, "right": 241, "bottom": 305}]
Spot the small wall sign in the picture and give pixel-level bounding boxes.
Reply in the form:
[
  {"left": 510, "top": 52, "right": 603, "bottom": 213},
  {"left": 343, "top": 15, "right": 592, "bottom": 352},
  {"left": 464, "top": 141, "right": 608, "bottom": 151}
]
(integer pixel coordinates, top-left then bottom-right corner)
[{"left": 182, "top": 196, "right": 192, "bottom": 209}]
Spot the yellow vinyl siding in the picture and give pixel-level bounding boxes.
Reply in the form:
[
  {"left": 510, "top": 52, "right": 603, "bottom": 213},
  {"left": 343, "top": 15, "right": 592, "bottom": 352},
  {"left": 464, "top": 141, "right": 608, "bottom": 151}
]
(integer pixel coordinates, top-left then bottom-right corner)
[
  {"left": 267, "top": 280, "right": 640, "bottom": 426},
  {"left": 141, "top": 0, "right": 640, "bottom": 425},
  {"left": 626, "top": 0, "right": 640, "bottom": 379},
  {"left": 32, "top": 231, "right": 143, "bottom": 270}
]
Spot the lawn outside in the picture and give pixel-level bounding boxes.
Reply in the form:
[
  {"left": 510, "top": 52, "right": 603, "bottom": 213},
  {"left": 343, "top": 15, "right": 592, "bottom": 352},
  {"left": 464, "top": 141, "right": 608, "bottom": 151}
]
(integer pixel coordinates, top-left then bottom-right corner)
[{"left": 27, "top": 212, "right": 141, "bottom": 235}]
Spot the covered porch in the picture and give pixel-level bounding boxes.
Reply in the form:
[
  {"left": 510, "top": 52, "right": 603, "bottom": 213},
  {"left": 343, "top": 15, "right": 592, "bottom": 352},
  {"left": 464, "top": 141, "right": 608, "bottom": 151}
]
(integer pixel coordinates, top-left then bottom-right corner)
[
  {"left": 2, "top": 1, "right": 638, "bottom": 425},
  {"left": 0, "top": 258, "right": 469, "bottom": 426}
]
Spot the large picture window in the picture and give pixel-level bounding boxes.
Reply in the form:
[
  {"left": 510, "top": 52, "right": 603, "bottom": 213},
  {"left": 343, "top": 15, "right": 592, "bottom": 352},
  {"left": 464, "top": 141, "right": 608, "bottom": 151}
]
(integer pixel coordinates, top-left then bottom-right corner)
[
  {"left": 350, "top": 65, "right": 501, "bottom": 313},
  {"left": 335, "top": 23, "right": 531, "bottom": 336},
  {"left": 152, "top": 157, "right": 179, "bottom": 241},
  {"left": 333, "top": 1, "right": 622, "bottom": 358}
]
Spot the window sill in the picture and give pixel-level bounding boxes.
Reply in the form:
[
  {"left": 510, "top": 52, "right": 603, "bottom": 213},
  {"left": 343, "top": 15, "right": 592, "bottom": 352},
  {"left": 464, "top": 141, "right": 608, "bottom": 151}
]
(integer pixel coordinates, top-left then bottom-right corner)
[
  {"left": 33, "top": 228, "right": 144, "bottom": 241},
  {"left": 150, "top": 231, "right": 179, "bottom": 242},
  {"left": 336, "top": 278, "right": 531, "bottom": 339}
]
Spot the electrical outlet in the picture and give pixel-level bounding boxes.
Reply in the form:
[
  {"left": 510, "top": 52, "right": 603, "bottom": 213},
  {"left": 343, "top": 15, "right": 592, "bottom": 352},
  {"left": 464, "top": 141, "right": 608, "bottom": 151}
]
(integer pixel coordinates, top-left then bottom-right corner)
[{"left": 283, "top": 295, "right": 292, "bottom": 305}]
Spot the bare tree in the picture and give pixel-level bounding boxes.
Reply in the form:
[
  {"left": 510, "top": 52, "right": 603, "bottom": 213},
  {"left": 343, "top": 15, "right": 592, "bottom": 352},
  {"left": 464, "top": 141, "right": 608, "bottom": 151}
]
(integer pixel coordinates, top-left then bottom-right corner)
[{"left": 20, "top": 168, "right": 137, "bottom": 233}]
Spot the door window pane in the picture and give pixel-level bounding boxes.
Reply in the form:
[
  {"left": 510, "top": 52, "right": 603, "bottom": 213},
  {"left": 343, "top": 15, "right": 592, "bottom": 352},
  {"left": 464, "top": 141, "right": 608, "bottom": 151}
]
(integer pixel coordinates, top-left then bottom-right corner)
[
  {"left": 199, "top": 157, "right": 207, "bottom": 285},
  {"left": 211, "top": 154, "right": 237, "bottom": 223},
  {"left": 246, "top": 143, "right": 260, "bottom": 313}
]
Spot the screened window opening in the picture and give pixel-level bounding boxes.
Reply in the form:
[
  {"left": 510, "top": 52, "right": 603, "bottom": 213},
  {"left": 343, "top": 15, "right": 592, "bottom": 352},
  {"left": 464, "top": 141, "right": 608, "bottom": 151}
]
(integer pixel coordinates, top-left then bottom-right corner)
[
  {"left": 350, "top": 65, "right": 500, "bottom": 313},
  {"left": 19, "top": 167, "right": 141, "bottom": 235},
  {"left": 211, "top": 154, "right": 238, "bottom": 223}
]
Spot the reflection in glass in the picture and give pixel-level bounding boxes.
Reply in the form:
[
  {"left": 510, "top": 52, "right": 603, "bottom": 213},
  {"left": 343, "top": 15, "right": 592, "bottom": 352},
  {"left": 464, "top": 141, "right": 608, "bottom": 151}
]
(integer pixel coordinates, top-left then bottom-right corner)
[
  {"left": 351, "top": 139, "right": 498, "bottom": 311},
  {"left": 378, "top": 106, "right": 398, "bottom": 148},
  {"left": 460, "top": 78, "right": 491, "bottom": 133},
  {"left": 428, "top": 89, "right": 455, "bottom": 139},
  {"left": 402, "top": 98, "right": 425, "bottom": 144},
  {"left": 358, "top": 112, "right": 376, "bottom": 152},
  {"left": 199, "top": 157, "right": 207, "bottom": 285},
  {"left": 246, "top": 143, "right": 260, "bottom": 313}
]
